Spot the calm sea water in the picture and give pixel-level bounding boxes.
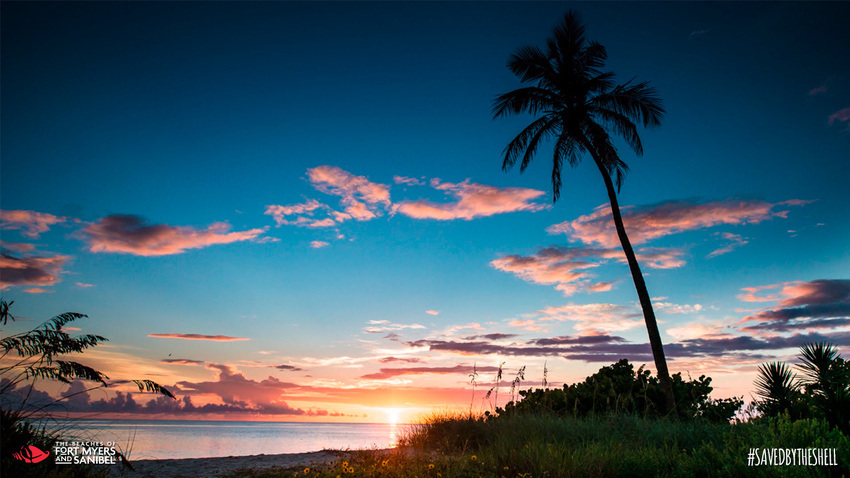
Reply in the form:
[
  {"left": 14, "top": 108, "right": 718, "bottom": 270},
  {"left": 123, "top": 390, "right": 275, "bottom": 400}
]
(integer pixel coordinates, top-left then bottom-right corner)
[{"left": 50, "top": 419, "right": 406, "bottom": 460}]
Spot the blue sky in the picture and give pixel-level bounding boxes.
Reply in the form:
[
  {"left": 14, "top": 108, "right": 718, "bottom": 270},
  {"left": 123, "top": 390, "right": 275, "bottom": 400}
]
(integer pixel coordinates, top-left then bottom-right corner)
[{"left": 2, "top": 2, "right": 849, "bottom": 422}]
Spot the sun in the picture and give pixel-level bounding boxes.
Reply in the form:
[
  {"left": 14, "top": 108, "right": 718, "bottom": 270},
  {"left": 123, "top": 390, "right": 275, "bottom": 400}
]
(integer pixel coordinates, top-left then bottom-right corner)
[{"left": 383, "top": 408, "right": 400, "bottom": 425}]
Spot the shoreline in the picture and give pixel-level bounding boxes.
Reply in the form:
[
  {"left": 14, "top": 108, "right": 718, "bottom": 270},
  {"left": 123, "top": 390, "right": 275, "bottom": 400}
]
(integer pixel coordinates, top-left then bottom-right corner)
[{"left": 105, "top": 449, "right": 372, "bottom": 478}]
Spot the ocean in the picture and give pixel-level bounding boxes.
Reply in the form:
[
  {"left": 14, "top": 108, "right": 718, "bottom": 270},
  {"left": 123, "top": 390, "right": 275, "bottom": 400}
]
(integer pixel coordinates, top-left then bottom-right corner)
[{"left": 50, "top": 419, "right": 406, "bottom": 460}]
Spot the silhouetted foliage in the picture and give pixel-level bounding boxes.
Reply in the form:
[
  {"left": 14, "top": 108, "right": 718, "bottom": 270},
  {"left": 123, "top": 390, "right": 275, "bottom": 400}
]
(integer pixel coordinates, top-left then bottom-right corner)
[
  {"left": 1, "top": 299, "right": 175, "bottom": 476},
  {"left": 495, "top": 359, "right": 742, "bottom": 423},
  {"left": 755, "top": 342, "right": 850, "bottom": 434}
]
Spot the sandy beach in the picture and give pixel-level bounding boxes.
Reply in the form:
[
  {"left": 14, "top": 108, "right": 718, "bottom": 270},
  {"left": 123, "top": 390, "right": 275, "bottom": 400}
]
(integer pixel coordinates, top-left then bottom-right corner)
[{"left": 104, "top": 449, "right": 358, "bottom": 478}]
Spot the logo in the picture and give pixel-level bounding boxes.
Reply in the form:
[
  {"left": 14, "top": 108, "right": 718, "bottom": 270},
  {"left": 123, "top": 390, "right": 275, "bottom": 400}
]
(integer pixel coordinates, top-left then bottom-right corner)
[{"left": 12, "top": 445, "right": 51, "bottom": 463}]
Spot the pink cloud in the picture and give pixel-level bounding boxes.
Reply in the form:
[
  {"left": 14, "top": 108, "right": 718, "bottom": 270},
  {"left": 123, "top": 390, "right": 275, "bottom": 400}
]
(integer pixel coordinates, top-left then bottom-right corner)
[
  {"left": 547, "top": 198, "right": 811, "bottom": 248},
  {"left": 360, "top": 364, "right": 500, "bottom": 380},
  {"left": 393, "top": 175, "right": 424, "bottom": 186},
  {"left": 0, "top": 252, "right": 70, "bottom": 290},
  {"left": 535, "top": 303, "right": 643, "bottom": 332},
  {"left": 307, "top": 166, "right": 391, "bottom": 221},
  {"left": 508, "top": 319, "right": 542, "bottom": 331},
  {"left": 264, "top": 199, "right": 326, "bottom": 226},
  {"left": 490, "top": 245, "right": 680, "bottom": 296},
  {"left": 83, "top": 215, "right": 266, "bottom": 256},
  {"left": 707, "top": 232, "right": 749, "bottom": 258},
  {"left": 76, "top": 282, "right": 94, "bottom": 288},
  {"left": 148, "top": 334, "right": 250, "bottom": 342},
  {"left": 0, "top": 209, "right": 66, "bottom": 238},
  {"left": 161, "top": 359, "right": 205, "bottom": 366},
  {"left": 0, "top": 241, "right": 36, "bottom": 254},
  {"left": 828, "top": 107, "right": 850, "bottom": 130},
  {"left": 808, "top": 85, "right": 827, "bottom": 96},
  {"left": 309, "top": 241, "right": 330, "bottom": 249},
  {"left": 425, "top": 310, "right": 440, "bottom": 316},
  {"left": 396, "top": 179, "right": 548, "bottom": 220},
  {"left": 738, "top": 279, "right": 850, "bottom": 334},
  {"left": 23, "top": 287, "right": 53, "bottom": 294}
]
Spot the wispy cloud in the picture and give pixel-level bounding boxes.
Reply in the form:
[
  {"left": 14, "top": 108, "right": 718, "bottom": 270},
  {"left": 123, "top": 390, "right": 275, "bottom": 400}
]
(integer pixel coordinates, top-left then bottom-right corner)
[
  {"left": 83, "top": 215, "right": 266, "bottom": 256},
  {"left": 364, "top": 320, "right": 426, "bottom": 334},
  {"left": 395, "top": 179, "right": 548, "bottom": 220},
  {"left": 360, "top": 364, "right": 500, "bottom": 380},
  {"left": 808, "top": 85, "right": 828, "bottom": 96},
  {"left": 309, "top": 241, "right": 330, "bottom": 249},
  {"left": 0, "top": 251, "right": 70, "bottom": 290},
  {"left": 265, "top": 199, "right": 328, "bottom": 227},
  {"left": 75, "top": 282, "right": 95, "bottom": 288},
  {"left": 828, "top": 107, "right": 850, "bottom": 131},
  {"left": 393, "top": 175, "right": 424, "bottom": 186},
  {"left": 425, "top": 310, "right": 439, "bottom": 316},
  {"left": 535, "top": 303, "right": 643, "bottom": 332},
  {"left": 307, "top": 165, "right": 391, "bottom": 221},
  {"left": 148, "top": 333, "right": 250, "bottom": 342},
  {"left": 707, "top": 232, "right": 749, "bottom": 258},
  {"left": 161, "top": 359, "right": 205, "bottom": 366},
  {"left": 0, "top": 209, "right": 66, "bottom": 238},
  {"left": 547, "top": 198, "right": 811, "bottom": 248},
  {"left": 689, "top": 29, "right": 709, "bottom": 38}
]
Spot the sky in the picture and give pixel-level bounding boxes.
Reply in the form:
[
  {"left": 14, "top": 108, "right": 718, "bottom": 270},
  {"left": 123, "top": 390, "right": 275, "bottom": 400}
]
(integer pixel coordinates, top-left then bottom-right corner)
[{"left": 1, "top": 2, "right": 849, "bottom": 424}]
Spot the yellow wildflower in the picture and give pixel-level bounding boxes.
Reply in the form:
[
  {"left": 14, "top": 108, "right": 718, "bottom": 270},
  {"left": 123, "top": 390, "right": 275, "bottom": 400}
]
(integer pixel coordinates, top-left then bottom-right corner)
[
  {"left": 470, "top": 455, "right": 477, "bottom": 461},
  {"left": 303, "top": 468, "right": 310, "bottom": 474},
  {"left": 428, "top": 464, "right": 435, "bottom": 470}
]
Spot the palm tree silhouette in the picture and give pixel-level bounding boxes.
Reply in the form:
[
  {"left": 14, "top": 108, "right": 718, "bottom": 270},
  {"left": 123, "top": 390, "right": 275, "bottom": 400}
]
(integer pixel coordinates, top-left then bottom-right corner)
[{"left": 493, "top": 11, "right": 676, "bottom": 415}]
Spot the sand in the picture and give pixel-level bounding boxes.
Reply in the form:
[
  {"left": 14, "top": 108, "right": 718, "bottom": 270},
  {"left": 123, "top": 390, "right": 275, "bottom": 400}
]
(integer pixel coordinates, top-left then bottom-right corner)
[{"left": 103, "top": 449, "right": 358, "bottom": 477}]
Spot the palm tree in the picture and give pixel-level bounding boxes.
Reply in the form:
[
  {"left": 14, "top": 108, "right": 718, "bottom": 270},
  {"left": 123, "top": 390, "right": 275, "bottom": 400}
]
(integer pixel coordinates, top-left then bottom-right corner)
[{"left": 493, "top": 11, "right": 676, "bottom": 415}]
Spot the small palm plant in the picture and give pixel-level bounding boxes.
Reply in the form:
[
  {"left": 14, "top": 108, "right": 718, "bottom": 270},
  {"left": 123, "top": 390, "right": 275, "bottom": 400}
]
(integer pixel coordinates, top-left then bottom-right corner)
[
  {"left": 798, "top": 342, "right": 850, "bottom": 434},
  {"left": 754, "top": 342, "right": 849, "bottom": 434},
  {"left": 754, "top": 362, "right": 803, "bottom": 419}
]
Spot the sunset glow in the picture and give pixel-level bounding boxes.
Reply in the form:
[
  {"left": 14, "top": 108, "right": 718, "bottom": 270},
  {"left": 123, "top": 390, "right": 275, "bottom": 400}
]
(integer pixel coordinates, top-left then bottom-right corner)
[{"left": 1, "top": 2, "right": 848, "bottom": 425}]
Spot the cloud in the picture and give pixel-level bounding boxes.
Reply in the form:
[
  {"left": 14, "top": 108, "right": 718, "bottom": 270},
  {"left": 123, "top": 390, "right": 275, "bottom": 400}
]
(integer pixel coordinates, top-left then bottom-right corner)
[
  {"left": 547, "top": 198, "right": 810, "bottom": 248},
  {"left": 738, "top": 279, "right": 850, "bottom": 334},
  {"left": 463, "top": 333, "right": 519, "bottom": 341},
  {"left": 360, "top": 364, "right": 500, "bottom": 380},
  {"left": 23, "top": 287, "right": 53, "bottom": 294},
  {"left": 535, "top": 303, "right": 644, "bottom": 332},
  {"left": 378, "top": 356, "right": 424, "bottom": 364},
  {"left": 808, "top": 85, "right": 828, "bottom": 96},
  {"left": 273, "top": 364, "right": 304, "bottom": 371},
  {"left": 395, "top": 179, "right": 548, "bottom": 220},
  {"left": 364, "top": 320, "right": 426, "bottom": 334},
  {"left": 161, "top": 359, "right": 205, "bottom": 366},
  {"left": 148, "top": 334, "right": 250, "bottom": 342},
  {"left": 83, "top": 215, "right": 266, "bottom": 256},
  {"left": 425, "top": 310, "right": 440, "bottom": 316},
  {"left": 0, "top": 251, "right": 70, "bottom": 290},
  {"left": 76, "top": 282, "right": 95, "bottom": 288},
  {"left": 0, "top": 241, "right": 36, "bottom": 254},
  {"left": 309, "top": 241, "right": 330, "bottom": 249},
  {"left": 307, "top": 166, "right": 391, "bottom": 221},
  {"left": 828, "top": 107, "right": 850, "bottom": 130},
  {"left": 264, "top": 199, "right": 327, "bottom": 226},
  {"left": 707, "top": 232, "right": 749, "bottom": 258},
  {"left": 393, "top": 175, "right": 424, "bottom": 186},
  {"left": 689, "top": 29, "right": 709, "bottom": 38},
  {"left": 0, "top": 209, "right": 66, "bottom": 238},
  {"left": 490, "top": 245, "right": 645, "bottom": 296}
]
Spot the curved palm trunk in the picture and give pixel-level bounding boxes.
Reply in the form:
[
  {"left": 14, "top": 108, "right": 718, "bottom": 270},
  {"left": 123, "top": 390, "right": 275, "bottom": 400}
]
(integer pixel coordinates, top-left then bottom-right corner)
[{"left": 588, "top": 152, "right": 677, "bottom": 417}]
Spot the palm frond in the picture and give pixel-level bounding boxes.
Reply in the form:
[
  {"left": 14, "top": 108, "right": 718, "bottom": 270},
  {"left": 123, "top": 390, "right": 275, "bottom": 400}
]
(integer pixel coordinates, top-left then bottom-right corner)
[
  {"left": 132, "top": 379, "right": 176, "bottom": 399},
  {"left": 492, "top": 87, "right": 558, "bottom": 119},
  {"left": 501, "top": 115, "right": 554, "bottom": 171},
  {"left": 593, "top": 79, "right": 665, "bottom": 128},
  {"left": 507, "top": 45, "right": 553, "bottom": 84},
  {"left": 590, "top": 106, "right": 644, "bottom": 156},
  {"left": 755, "top": 362, "right": 800, "bottom": 404}
]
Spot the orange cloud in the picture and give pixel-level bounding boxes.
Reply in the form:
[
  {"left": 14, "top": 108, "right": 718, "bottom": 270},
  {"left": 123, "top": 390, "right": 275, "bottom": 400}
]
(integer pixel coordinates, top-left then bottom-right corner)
[
  {"left": 83, "top": 215, "right": 266, "bottom": 256},
  {"left": 0, "top": 252, "right": 70, "bottom": 290},
  {"left": 547, "top": 198, "right": 810, "bottom": 248},
  {"left": 148, "top": 334, "right": 250, "bottom": 341},
  {"left": 395, "top": 179, "right": 548, "bottom": 220},
  {"left": 265, "top": 199, "right": 326, "bottom": 226},
  {"left": 307, "top": 165, "right": 391, "bottom": 221},
  {"left": 0, "top": 209, "right": 66, "bottom": 238},
  {"left": 360, "top": 364, "right": 500, "bottom": 380}
]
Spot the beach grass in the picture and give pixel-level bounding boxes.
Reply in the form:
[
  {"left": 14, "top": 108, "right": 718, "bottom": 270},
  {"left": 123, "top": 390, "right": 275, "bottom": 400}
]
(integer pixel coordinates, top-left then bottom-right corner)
[{"left": 221, "top": 412, "right": 849, "bottom": 478}]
